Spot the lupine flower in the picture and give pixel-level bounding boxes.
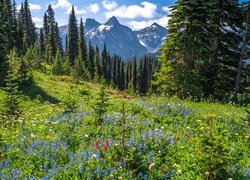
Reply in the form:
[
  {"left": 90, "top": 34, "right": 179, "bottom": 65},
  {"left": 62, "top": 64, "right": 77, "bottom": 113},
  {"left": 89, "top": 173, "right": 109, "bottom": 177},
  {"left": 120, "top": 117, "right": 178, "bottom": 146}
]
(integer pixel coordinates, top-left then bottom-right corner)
[
  {"left": 149, "top": 162, "right": 155, "bottom": 171},
  {"left": 103, "top": 145, "right": 108, "bottom": 151},
  {"left": 0, "top": 152, "right": 2, "bottom": 161}
]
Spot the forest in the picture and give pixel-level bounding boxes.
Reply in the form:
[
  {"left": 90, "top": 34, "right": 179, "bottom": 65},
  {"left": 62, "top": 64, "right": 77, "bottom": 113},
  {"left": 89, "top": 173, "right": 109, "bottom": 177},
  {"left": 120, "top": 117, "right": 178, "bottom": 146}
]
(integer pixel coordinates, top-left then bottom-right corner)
[{"left": 0, "top": 0, "right": 249, "bottom": 179}]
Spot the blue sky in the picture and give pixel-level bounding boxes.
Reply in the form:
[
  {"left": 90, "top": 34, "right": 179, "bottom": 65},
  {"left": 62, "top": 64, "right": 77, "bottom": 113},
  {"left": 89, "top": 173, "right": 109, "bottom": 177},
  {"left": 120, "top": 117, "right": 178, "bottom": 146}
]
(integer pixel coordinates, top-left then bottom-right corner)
[{"left": 16, "top": 0, "right": 247, "bottom": 30}]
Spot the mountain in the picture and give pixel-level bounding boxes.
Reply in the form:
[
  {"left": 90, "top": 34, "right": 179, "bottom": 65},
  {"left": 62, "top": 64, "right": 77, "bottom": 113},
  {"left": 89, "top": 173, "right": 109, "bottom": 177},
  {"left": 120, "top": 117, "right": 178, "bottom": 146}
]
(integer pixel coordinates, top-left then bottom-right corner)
[
  {"left": 134, "top": 23, "right": 167, "bottom": 53},
  {"left": 59, "top": 17, "right": 167, "bottom": 59}
]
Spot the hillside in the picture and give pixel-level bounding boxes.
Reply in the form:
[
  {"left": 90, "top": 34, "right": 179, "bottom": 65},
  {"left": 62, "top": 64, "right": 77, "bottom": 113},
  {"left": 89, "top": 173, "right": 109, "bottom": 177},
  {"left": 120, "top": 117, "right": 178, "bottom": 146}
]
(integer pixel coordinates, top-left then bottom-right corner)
[{"left": 0, "top": 71, "right": 249, "bottom": 179}]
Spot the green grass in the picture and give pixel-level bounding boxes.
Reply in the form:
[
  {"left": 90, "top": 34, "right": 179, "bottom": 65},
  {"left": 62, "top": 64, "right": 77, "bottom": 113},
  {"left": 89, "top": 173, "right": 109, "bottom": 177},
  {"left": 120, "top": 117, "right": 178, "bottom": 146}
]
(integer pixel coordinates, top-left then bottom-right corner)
[{"left": 0, "top": 71, "right": 249, "bottom": 179}]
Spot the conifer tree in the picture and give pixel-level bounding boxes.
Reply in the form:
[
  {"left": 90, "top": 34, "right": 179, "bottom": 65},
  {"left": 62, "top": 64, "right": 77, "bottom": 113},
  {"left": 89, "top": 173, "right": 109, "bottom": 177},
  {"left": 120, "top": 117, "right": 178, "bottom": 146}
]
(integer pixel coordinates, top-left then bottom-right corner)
[
  {"left": 39, "top": 29, "right": 45, "bottom": 55},
  {"left": 102, "top": 43, "right": 108, "bottom": 80},
  {"left": 0, "top": 0, "right": 7, "bottom": 85},
  {"left": 55, "top": 22, "right": 63, "bottom": 54},
  {"left": 3, "top": 49, "right": 22, "bottom": 120},
  {"left": 67, "top": 6, "right": 78, "bottom": 65},
  {"left": 79, "top": 18, "right": 88, "bottom": 69},
  {"left": 23, "top": 0, "right": 37, "bottom": 48},
  {"left": 88, "top": 41, "right": 95, "bottom": 79},
  {"left": 43, "top": 12, "right": 49, "bottom": 41},
  {"left": 46, "top": 5, "right": 57, "bottom": 56},
  {"left": 52, "top": 48, "right": 64, "bottom": 75},
  {"left": 138, "top": 57, "right": 148, "bottom": 96},
  {"left": 112, "top": 56, "right": 117, "bottom": 86},
  {"left": 120, "top": 61, "right": 125, "bottom": 90},
  {"left": 132, "top": 58, "right": 137, "bottom": 93},
  {"left": 94, "top": 46, "right": 102, "bottom": 82},
  {"left": 3, "top": 0, "right": 15, "bottom": 52}
]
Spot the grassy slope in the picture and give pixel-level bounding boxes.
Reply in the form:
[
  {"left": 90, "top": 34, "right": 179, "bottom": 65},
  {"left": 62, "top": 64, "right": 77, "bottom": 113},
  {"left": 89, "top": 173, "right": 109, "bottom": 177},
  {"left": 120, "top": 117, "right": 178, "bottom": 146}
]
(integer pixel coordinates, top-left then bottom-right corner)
[
  {"left": 0, "top": 71, "right": 249, "bottom": 178},
  {"left": 0, "top": 71, "right": 247, "bottom": 122}
]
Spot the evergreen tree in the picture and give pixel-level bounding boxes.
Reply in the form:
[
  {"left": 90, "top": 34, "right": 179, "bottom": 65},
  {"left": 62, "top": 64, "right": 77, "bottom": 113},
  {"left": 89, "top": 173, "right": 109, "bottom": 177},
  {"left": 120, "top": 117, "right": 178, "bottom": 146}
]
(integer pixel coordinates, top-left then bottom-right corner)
[
  {"left": 39, "top": 29, "right": 45, "bottom": 55},
  {"left": 3, "top": 0, "right": 15, "bottom": 51},
  {"left": 79, "top": 18, "right": 88, "bottom": 69},
  {"left": 16, "top": 4, "right": 24, "bottom": 54},
  {"left": 102, "top": 43, "right": 108, "bottom": 81},
  {"left": 88, "top": 41, "right": 95, "bottom": 79},
  {"left": 3, "top": 49, "right": 22, "bottom": 120},
  {"left": 120, "top": 61, "right": 125, "bottom": 90},
  {"left": 156, "top": 0, "right": 243, "bottom": 100},
  {"left": 94, "top": 46, "right": 102, "bottom": 82},
  {"left": 52, "top": 48, "right": 64, "bottom": 75},
  {"left": 46, "top": 5, "right": 57, "bottom": 56},
  {"left": 132, "top": 58, "right": 137, "bottom": 93},
  {"left": 43, "top": 12, "right": 49, "bottom": 41},
  {"left": 112, "top": 56, "right": 117, "bottom": 86},
  {"left": 55, "top": 22, "right": 63, "bottom": 54},
  {"left": 67, "top": 6, "right": 78, "bottom": 65},
  {"left": 23, "top": 0, "right": 37, "bottom": 49},
  {"left": 0, "top": 0, "right": 7, "bottom": 85},
  {"left": 138, "top": 57, "right": 148, "bottom": 96},
  {"left": 117, "top": 59, "right": 121, "bottom": 89}
]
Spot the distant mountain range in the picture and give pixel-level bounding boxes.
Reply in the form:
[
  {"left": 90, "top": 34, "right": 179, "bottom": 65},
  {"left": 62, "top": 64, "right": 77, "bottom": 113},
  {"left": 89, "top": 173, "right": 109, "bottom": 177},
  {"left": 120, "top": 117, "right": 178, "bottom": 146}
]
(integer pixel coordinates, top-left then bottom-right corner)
[{"left": 58, "top": 16, "right": 167, "bottom": 60}]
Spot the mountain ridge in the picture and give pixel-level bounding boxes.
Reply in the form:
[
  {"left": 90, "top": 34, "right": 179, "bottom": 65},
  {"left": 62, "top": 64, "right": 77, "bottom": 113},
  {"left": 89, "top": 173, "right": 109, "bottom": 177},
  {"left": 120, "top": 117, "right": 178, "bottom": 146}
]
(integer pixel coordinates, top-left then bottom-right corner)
[{"left": 58, "top": 16, "right": 167, "bottom": 59}]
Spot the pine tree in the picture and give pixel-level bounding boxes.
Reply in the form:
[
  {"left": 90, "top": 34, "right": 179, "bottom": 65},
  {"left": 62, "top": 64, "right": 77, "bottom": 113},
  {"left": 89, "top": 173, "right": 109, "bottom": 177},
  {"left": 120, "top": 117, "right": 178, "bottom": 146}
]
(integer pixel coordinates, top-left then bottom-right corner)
[
  {"left": 112, "top": 56, "right": 117, "bottom": 86},
  {"left": 0, "top": 0, "right": 7, "bottom": 85},
  {"left": 94, "top": 46, "right": 102, "bottom": 82},
  {"left": 88, "top": 41, "right": 95, "bottom": 79},
  {"left": 46, "top": 5, "right": 57, "bottom": 56},
  {"left": 55, "top": 22, "right": 63, "bottom": 54},
  {"left": 39, "top": 29, "right": 45, "bottom": 55},
  {"left": 23, "top": 0, "right": 37, "bottom": 49},
  {"left": 102, "top": 43, "right": 108, "bottom": 81},
  {"left": 67, "top": 6, "right": 78, "bottom": 65},
  {"left": 3, "top": 0, "right": 15, "bottom": 52},
  {"left": 120, "top": 61, "right": 125, "bottom": 90},
  {"left": 52, "top": 48, "right": 64, "bottom": 75},
  {"left": 79, "top": 18, "right": 88, "bottom": 69},
  {"left": 3, "top": 49, "right": 22, "bottom": 120},
  {"left": 138, "top": 57, "right": 148, "bottom": 96},
  {"left": 43, "top": 12, "right": 49, "bottom": 41},
  {"left": 132, "top": 58, "right": 137, "bottom": 93}
]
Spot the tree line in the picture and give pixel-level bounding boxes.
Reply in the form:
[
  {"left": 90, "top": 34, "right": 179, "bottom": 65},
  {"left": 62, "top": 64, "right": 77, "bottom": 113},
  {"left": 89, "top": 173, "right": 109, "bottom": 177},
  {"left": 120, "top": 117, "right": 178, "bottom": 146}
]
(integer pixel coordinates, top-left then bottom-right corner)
[{"left": 155, "top": 0, "right": 250, "bottom": 101}]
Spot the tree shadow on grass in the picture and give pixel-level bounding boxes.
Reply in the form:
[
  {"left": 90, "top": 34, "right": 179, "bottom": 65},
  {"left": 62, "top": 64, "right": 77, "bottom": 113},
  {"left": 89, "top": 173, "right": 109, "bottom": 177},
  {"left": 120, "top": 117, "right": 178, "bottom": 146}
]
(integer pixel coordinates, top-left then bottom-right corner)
[{"left": 21, "top": 84, "right": 60, "bottom": 104}]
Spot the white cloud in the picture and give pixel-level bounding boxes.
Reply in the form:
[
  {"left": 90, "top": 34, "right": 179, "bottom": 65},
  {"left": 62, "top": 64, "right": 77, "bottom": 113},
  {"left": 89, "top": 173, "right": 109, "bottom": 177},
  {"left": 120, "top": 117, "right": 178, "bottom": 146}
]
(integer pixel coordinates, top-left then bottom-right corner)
[
  {"left": 102, "top": 0, "right": 118, "bottom": 11},
  {"left": 162, "top": 6, "right": 173, "bottom": 15},
  {"left": 105, "top": 1, "right": 158, "bottom": 19},
  {"left": 17, "top": 3, "right": 42, "bottom": 11},
  {"left": 88, "top": 3, "right": 100, "bottom": 14},
  {"left": 128, "top": 16, "right": 170, "bottom": 30},
  {"left": 52, "top": 0, "right": 71, "bottom": 9},
  {"left": 33, "top": 17, "right": 43, "bottom": 27},
  {"left": 33, "top": 17, "right": 43, "bottom": 23},
  {"left": 66, "top": 6, "right": 86, "bottom": 15},
  {"left": 29, "top": 3, "right": 42, "bottom": 11},
  {"left": 51, "top": 0, "right": 86, "bottom": 15}
]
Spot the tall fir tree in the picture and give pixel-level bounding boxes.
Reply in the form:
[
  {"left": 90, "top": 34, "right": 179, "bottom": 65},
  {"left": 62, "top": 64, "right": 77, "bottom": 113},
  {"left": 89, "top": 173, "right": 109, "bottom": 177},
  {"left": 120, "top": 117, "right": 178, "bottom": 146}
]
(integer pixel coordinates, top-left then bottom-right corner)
[
  {"left": 94, "top": 46, "right": 102, "bottom": 82},
  {"left": 0, "top": 0, "right": 7, "bottom": 85},
  {"left": 132, "top": 57, "right": 137, "bottom": 93},
  {"left": 88, "top": 41, "right": 95, "bottom": 79},
  {"left": 67, "top": 6, "right": 78, "bottom": 65},
  {"left": 79, "top": 18, "right": 88, "bottom": 69},
  {"left": 39, "top": 29, "right": 45, "bottom": 55},
  {"left": 138, "top": 57, "right": 148, "bottom": 96},
  {"left": 23, "top": 0, "right": 37, "bottom": 49},
  {"left": 3, "top": 49, "right": 21, "bottom": 120}
]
